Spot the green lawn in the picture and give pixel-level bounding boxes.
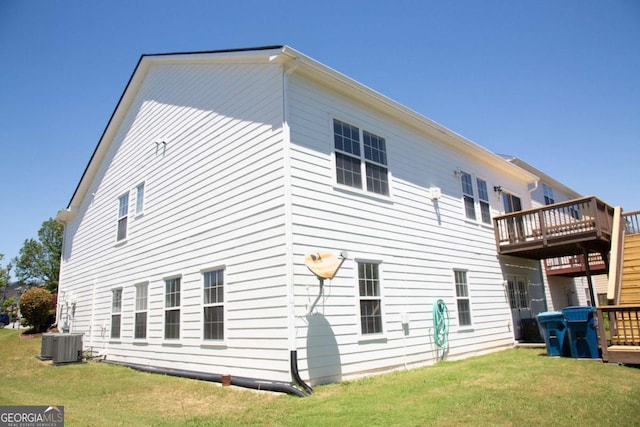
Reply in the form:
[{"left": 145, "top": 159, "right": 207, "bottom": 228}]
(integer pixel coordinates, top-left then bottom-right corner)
[{"left": 1, "top": 329, "right": 639, "bottom": 426}]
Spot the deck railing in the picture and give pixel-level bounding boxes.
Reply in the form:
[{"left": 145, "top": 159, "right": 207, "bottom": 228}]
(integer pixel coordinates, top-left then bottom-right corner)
[
  {"left": 596, "top": 306, "right": 640, "bottom": 346},
  {"left": 623, "top": 210, "right": 640, "bottom": 235},
  {"left": 596, "top": 305, "right": 640, "bottom": 364},
  {"left": 494, "top": 196, "right": 614, "bottom": 252}
]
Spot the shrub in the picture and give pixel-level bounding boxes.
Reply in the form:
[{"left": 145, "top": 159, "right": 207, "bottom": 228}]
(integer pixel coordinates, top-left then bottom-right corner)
[{"left": 19, "top": 287, "right": 54, "bottom": 333}]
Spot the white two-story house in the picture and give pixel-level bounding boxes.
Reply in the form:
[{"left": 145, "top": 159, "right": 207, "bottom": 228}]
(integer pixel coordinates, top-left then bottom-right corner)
[{"left": 56, "top": 45, "right": 546, "bottom": 393}]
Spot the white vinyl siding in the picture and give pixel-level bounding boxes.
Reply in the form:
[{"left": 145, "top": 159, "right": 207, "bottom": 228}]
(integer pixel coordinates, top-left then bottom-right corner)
[{"left": 287, "top": 70, "right": 527, "bottom": 382}]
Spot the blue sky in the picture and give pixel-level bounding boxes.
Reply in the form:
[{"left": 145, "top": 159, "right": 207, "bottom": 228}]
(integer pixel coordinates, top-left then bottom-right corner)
[{"left": 1, "top": 1, "right": 638, "bottom": 272}]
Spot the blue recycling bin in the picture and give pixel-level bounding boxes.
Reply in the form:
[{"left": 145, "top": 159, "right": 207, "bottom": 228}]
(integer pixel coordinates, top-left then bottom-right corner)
[
  {"left": 561, "top": 306, "right": 599, "bottom": 359},
  {"left": 536, "top": 311, "right": 570, "bottom": 357}
]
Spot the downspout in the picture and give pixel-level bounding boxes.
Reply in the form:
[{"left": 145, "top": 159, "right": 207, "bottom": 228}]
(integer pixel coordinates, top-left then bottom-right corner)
[{"left": 282, "top": 55, "right": 310, "bottom": 395}]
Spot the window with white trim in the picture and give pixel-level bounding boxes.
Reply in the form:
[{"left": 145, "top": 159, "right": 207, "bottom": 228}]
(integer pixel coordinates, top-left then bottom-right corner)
[
  {"left": 164, "top": 277, "right": 181, "bottom": 339},
  {"left": 454, "top": 270, "right": 472, "bottom": 327},
  {"left": 117, "top": 193, "right": 129, "bottom": 241},
  {"left": 543, "top": 184, "right": 555, "bottom": 205},
  {"left": 334, "top": 119, "right": 389, "bottom": 196},
  {"left": 134, "top": 283, "right": 148, "bottom": 339},
  {"left": 203, "top": 269, "right": 224, "bottom": 341},
  {"left": 460, "top": 172, "right": 476, "bottom": 220},
  {"left": 358, "top": 262, "right": 383, "bottom": 335},
  {"left": 135, "top": 182, "right": 145, "bottom": 215},
  {"left": 111, "top": 288, "right": 122, "bottom": 339},
  {"left": 477, "top": 178, "right": 491, "bottom": 224}
]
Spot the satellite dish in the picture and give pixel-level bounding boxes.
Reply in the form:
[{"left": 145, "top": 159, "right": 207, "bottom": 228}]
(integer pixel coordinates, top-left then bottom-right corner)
[{"left": 304, "top": 251, "right": 343, "bottom": 279}]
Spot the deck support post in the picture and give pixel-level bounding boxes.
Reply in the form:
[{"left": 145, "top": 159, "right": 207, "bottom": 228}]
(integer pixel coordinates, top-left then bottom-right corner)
[{"left": 580, "top": 244, "right": 597, "bottom": 307}]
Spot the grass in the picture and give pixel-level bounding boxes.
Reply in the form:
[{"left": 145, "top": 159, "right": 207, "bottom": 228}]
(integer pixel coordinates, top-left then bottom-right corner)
[{"left": 1, "top": 329, "right": 639, "bottom": 426}]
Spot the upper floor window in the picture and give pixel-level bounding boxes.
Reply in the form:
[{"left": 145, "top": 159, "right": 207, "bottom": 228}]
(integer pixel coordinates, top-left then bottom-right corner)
[
  {"left": 358, "top": 262, "right": 383, "bottom": 335},
  {"left": 542, "top": 184, "right": 555, "bottom": 205},
  {"left": 476, "top": 178, "right": 491, "bottom": 224},
  {"left": 117, "top": 193, "right": 129, "bottom": 241},
  {"left": 203, "top": 269, "right": 224, "bottom": 341},
  {"left": 111, "top": 288, "right": 122, "bottom": 339},
  {"left": 334, "top": 119, "right": 389, "bottom": 196},
  {"left": 135, "top": 182, "right": 145, "bottom": 215},
  {"left": 460, "top": 172, "right": 476, "bottom": 220}
]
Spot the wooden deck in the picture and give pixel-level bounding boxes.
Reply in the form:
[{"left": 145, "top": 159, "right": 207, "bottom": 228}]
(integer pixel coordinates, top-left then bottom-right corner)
[
  {"left": 544, "top": 253, "right": 607, "bottom": 277},
  {"left": 493, "top": 196, "right": 614, "bottom": 260}
]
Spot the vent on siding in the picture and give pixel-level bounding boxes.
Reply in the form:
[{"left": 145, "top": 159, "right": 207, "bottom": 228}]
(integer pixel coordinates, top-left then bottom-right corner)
[{"left": 52, "top": 334, "right": 84, "bottom": 365}]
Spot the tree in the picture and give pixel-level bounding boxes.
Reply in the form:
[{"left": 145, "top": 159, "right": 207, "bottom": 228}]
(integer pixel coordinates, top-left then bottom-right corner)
[
  {"left": 19, "top": 287, "right": 54, "bottom": 333},
  {"left": 0, "top": 254, "right": 9, "bottom": 303},
  {"left": 13, "top": 219, "right": 63, "bottom": 293}
]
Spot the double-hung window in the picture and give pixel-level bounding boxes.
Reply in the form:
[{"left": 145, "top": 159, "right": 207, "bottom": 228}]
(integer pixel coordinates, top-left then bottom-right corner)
[
  {"left": 358, "top": 262, "right": 383, "bottom": 335},
  {"left": 164, "top": 277, "right": 181, "bottom": 340},
  {"left": 111, "top": 288, "right": 122, "bottom": 339},
  {"left": 460, "top": 172, "right": 476, "bottom": 220},
  {"left": 135, "top": 182, "right": 145, "bottom": 215},
  {"left": 203, "top": 269, "right": 224, "bottom": 341},
  {"left": 543, "top": 184, "right": 555, "bottom": 205},
  {"left": 477, "top": 178, "right": 491, "bottom": 224},
  {"left": 334, "top": 119, "right": 389, "bottom": 196},
  {"left": 454, "top": 270, "right": 472, "bottom": 327},
  {"left": 135, "top": 283, "right": 148, "bottom": 339},
  {"left": 117, "top": 193, "right": 129, "bottom": 241}
]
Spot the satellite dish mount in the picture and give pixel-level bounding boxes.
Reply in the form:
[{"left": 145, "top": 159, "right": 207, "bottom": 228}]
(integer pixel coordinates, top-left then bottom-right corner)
[{"left": 304, "top": 250, "right": 348, "bottom": 315}]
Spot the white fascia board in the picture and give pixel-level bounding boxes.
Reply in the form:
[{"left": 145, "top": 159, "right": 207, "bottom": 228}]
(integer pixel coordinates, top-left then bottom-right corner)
[{"left": 280, "top": 46, "right": 538, "bottom": 185}]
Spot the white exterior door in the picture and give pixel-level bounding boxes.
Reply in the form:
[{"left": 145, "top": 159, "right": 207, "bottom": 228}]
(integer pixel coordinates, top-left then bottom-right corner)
[{"left": 508, "top": 276, "right": 531, "bottom": 340}]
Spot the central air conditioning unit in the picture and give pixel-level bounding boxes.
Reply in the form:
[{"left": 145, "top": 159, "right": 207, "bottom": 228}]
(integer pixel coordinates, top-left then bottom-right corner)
[
  {"left": 52, "top": 333, "right": 84, "bottom": 365},
  {"left": 40, "top": 333, "right": 58, "bottom": 360}
]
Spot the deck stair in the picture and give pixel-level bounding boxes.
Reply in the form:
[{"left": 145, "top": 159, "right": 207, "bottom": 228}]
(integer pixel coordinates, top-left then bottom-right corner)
[
  {"left": 597, "top": 209, "right": 640, "bottom": 364},
  {"left": 619, "top": 234, "right": 640, "bottom": 305}
]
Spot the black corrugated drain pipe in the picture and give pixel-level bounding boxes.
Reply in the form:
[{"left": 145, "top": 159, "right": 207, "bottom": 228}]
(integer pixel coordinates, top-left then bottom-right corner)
[
  {"left": 105, "top": 361, "right": 307, "bottom": 398},
  {"left": 290, "top": 350, "right": 313, "bottom": 395}
]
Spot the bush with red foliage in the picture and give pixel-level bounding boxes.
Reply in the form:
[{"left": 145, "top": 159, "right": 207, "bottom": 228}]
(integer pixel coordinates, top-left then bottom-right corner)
[{"left": 19, "top": 287, "right": 54, "bottom": 333}]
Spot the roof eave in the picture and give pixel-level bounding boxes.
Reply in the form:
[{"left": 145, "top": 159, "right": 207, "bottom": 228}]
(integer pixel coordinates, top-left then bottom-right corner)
[{"left": 280, "top": 47, "right": 537, "bottom": 184}]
